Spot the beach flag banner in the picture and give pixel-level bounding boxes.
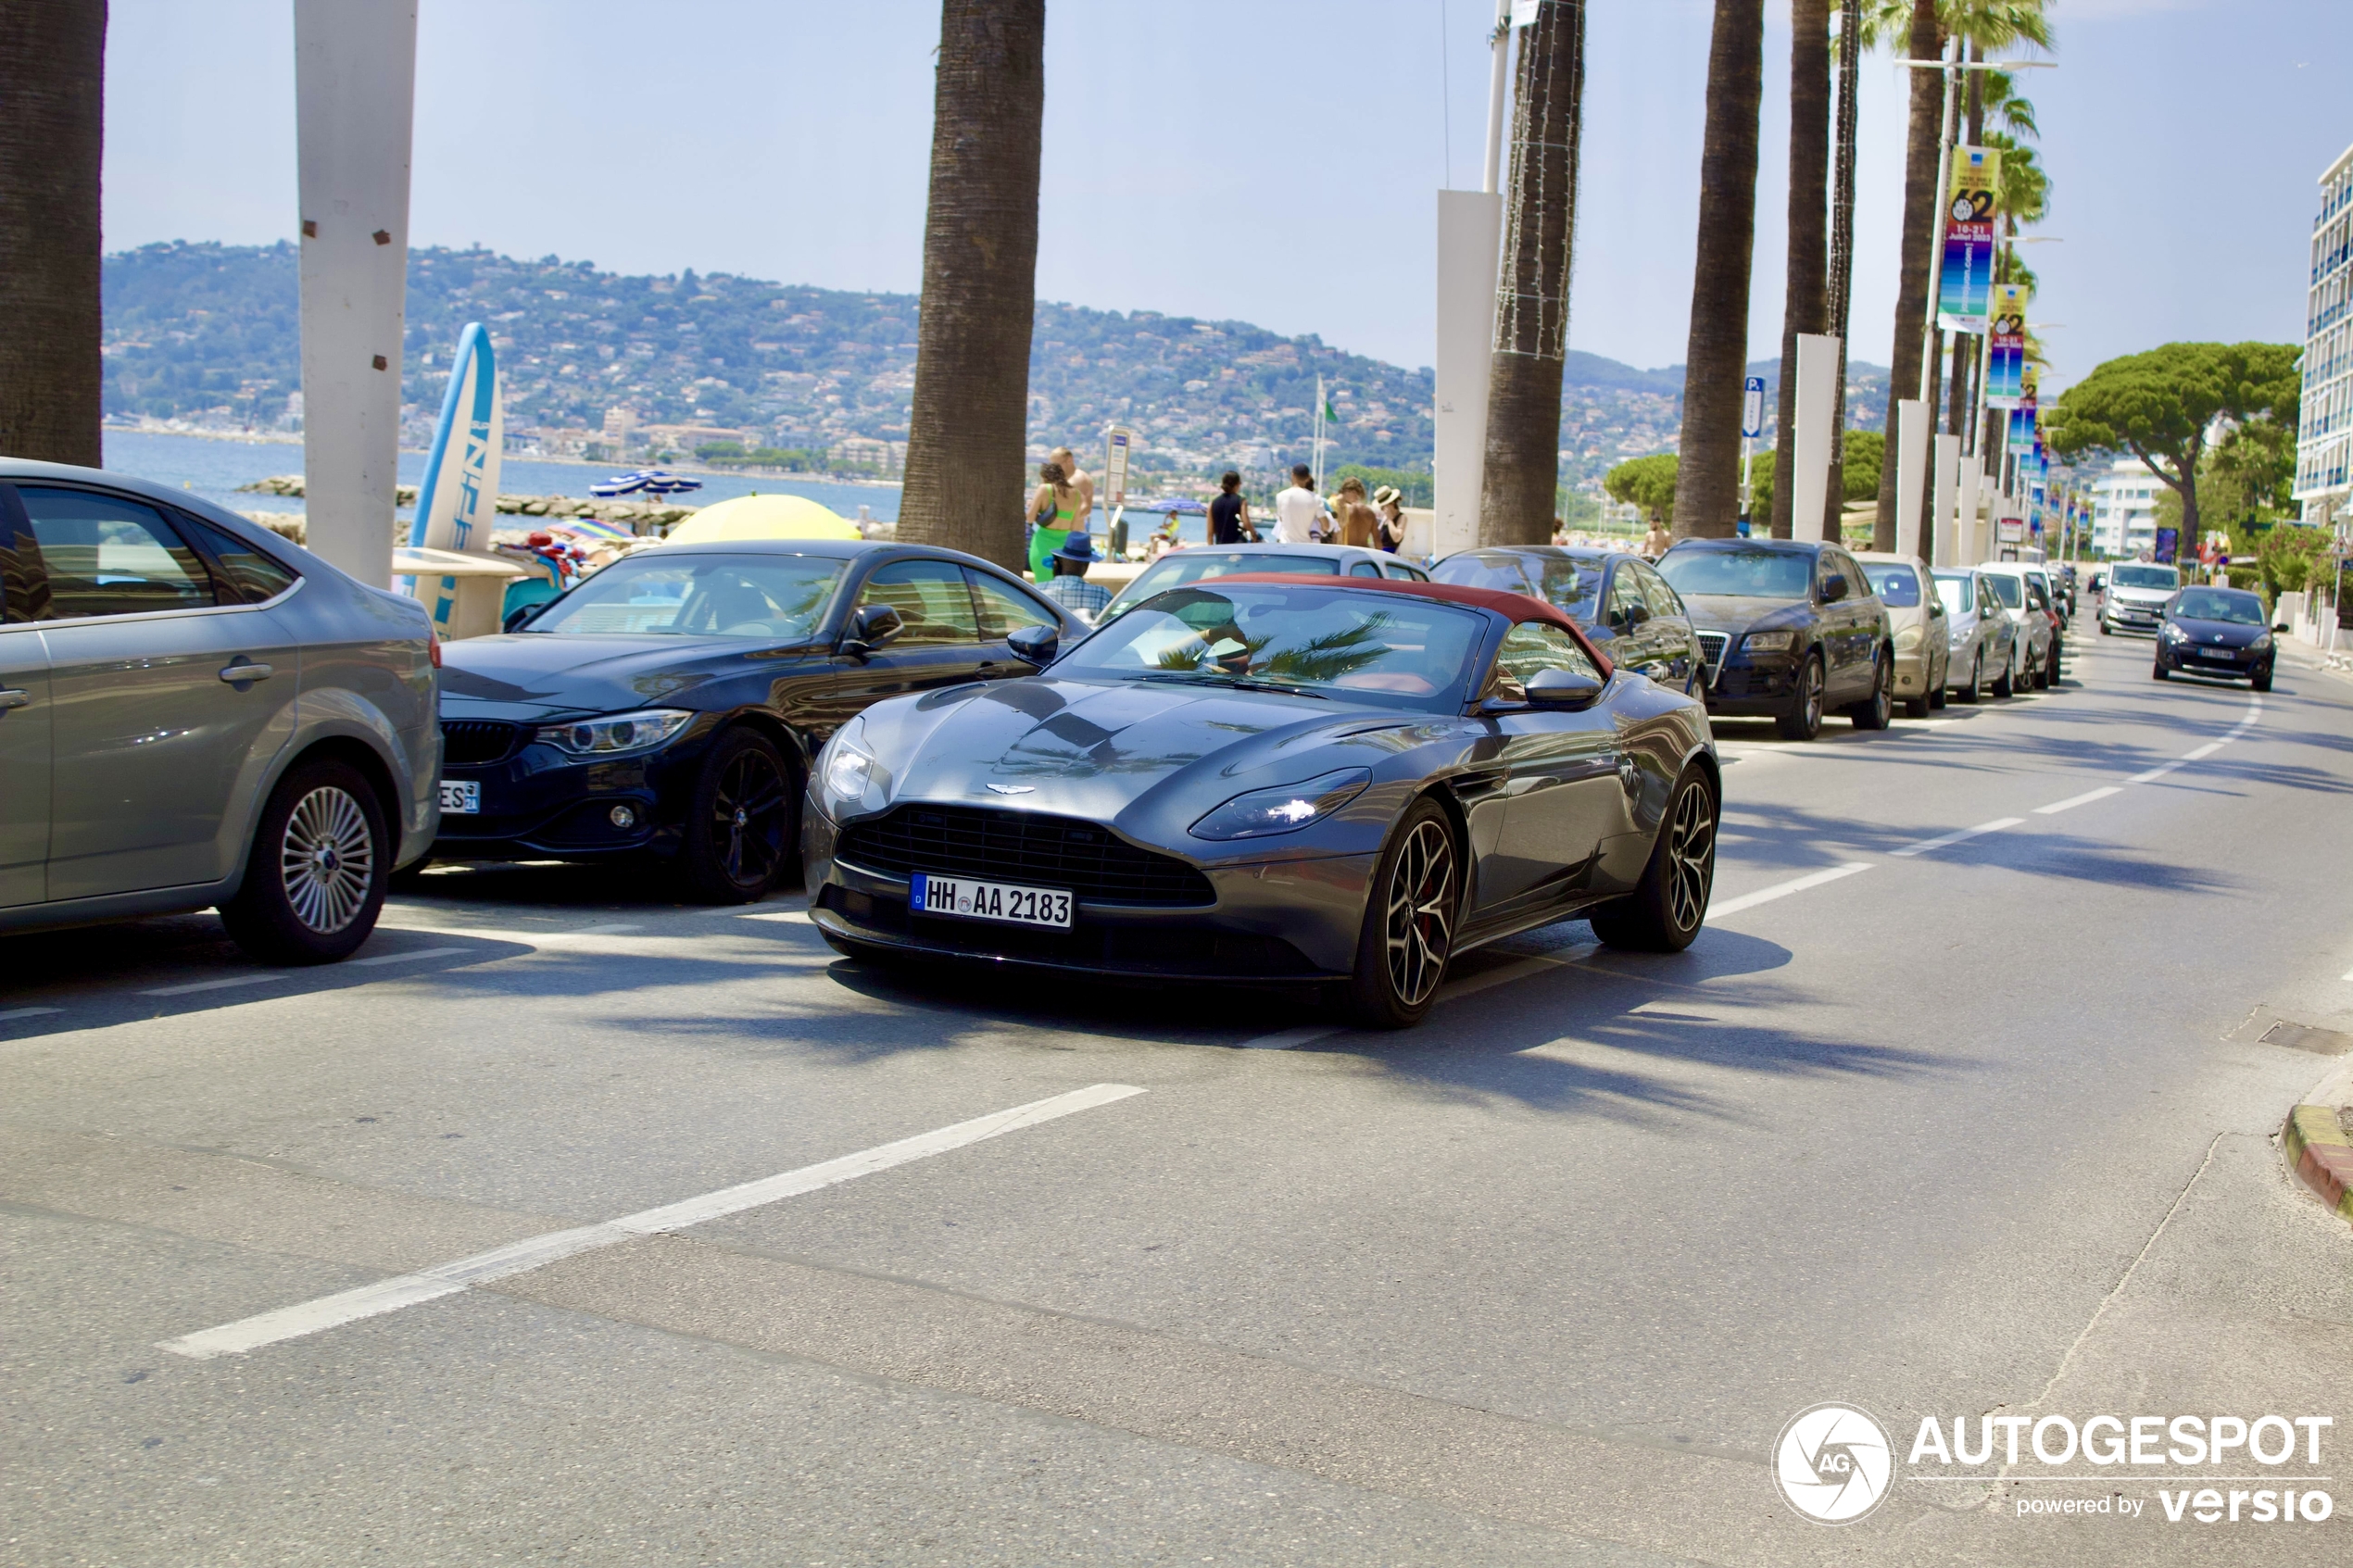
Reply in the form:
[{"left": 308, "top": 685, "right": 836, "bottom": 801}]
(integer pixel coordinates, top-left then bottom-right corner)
[
  {"left": 2007, "top": 393, "right": 2037, "bottom": 457},
  {"left": 408, "top": 321, "right": 503, "bottom": 635},
  {"left": 1936, "top": 146, "right": 2001, "bottom": 333},
  {"left": 1983, "top": 282, "right": 2029, "bottom": 403}
]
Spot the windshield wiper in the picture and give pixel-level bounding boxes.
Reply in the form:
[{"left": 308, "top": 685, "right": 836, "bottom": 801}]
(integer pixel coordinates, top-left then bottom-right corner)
[{"left": 1135, "top": 672, "right": 1329, "bottom": 699}]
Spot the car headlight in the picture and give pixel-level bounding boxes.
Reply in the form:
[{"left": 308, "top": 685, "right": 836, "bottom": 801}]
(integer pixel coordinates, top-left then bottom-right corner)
[
  {"left": 2251, "top": 633, "right": 2273, "bottom": 653},
  {"left": 535, "top": 708, "right": 694, "bottom": 757},
  {"left": 1742, "top": 630, "right": 1795, "bottom": 655},
  {"left": 1895, "top": 625, "right": 1922, "bottom": 652},
  {"left": 2160, "top": 623, "right": 2187, "bottom": 644},
  {"left": 815, "top": 723, "right": 893, "bottom": 820},
  {"left": 1189, "top": 768, "right": 1371, "bottom": 842}
]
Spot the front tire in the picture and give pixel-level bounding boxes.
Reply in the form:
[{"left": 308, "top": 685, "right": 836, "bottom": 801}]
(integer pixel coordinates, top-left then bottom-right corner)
[
  {"left": 1957, "top": 648, "right": 1982, "bottom": 705},
  {"left": 2152, "top": 659, "right": 2170, "bottom": 681},
  {"left": 2252, "top": 665, "right": 2273, "bottom": 693},
  {"left": 1339, "top": 798, "right": 1459, "bottom": 1030},
  {"left": 1848, "top": 651, "right": 1892, "bottom": 730},
  {"left": 1992, "top": 649, "right": 2016, "bottom": 699},
  {"left": 218, "top": 758, "right": 390, "bottom": 964},
  {"left": 1776, "top": 652, "right": 1826, "bottom": 741},
  {"left": 677, "top": 727, "right": 796, "bottom": 904},
  {"left": 1590, "top": 766, "right": 1718, "bottom": 953}
]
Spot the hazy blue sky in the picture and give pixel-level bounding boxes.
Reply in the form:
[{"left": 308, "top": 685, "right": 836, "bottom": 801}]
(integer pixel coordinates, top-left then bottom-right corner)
[{"left": 103, "top": 1, "right": 2351, "bottom": 392}]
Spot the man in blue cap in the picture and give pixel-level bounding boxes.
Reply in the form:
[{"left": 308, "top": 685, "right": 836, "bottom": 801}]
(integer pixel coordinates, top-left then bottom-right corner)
[{"left": 1039, "top": 532, "right": 1112, "bottom": 624}]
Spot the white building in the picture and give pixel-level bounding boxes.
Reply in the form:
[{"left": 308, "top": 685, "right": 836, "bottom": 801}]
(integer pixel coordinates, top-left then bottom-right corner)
[
  {"left": 2294, "top": 141, "right": 2353, "bottom": 526},
  {"left": 2089, "top": 458, "right": 2161, "bottom": 558}
]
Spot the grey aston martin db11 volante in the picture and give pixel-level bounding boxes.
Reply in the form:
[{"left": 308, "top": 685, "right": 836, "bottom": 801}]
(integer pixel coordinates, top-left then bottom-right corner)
[{"left": 802, "top": 575, "right": 1720, "bottom": 1028}]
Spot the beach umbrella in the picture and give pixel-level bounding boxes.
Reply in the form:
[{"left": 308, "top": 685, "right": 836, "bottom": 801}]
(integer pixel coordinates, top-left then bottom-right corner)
[
  {"left": 545, "top": 517, "right": 636, "bottom": 546},
  {"left": 661, "top": 493, "right": 862, "bottom": 544},
  {"left": 1135, "top": 496, "right": 1208, "bottom": 514},
  {"left": 590, "top": 468, "right": 704, "bottom": 498}
]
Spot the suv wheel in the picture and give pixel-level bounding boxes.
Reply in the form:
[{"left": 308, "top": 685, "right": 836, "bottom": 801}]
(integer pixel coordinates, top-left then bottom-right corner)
[
  {"left": 218, "top": 758, "right": 390, "bottom": 964},
  {"left": 1848, "top": 651, "right": 1892, "bottom": 730},
  {"left": 1775, "top": 652, "right": 1825, "bottom": 741}
]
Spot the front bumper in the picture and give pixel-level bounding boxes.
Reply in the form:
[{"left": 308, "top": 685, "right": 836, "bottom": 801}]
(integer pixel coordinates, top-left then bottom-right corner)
[
  {"left": 1698, "top": 656, "right": 1801, "bottom": 716},
  {"left": 801, "top": 796, "right": 1373, "bottom": 984},
  {"left": 431, "top": 724, "right": 707, "bottom": 862},
  {"left": 2156, "top": 641, "right": 2270, "bottom": 680},
  {"left": 2105, "top": 603, "right": 2164, "bottom": 634}
]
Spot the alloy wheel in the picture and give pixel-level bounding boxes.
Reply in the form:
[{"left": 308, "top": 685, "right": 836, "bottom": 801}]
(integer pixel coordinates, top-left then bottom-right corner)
[
  {"left": 1665, "top": 779, "right": 1717, "bottom": 934},
  {"left": 1802, "top": 659, "right": 1824, "bottom": 731},
  {"left": 711, "top": 748, "right": 788, "bottom": 886},
  {"left": 279, "top": 785, "right": 375, "bottom": 935},
  {"left": 1383, "top": 819, "right": 1455, "bottom": 1008}
]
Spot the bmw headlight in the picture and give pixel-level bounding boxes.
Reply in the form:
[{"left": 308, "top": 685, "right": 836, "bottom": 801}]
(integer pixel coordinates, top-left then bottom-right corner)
[
  {"left": 1742, "top": 630, "right": 1795, "bottom": 655},
  {"left": 1895, "top": 625, "right": 1922, "bottom": 652},
  {"left": 535, "top": 708, "right": 694, "bottom": 757},
  {"left": 815, "top": 722, "right": 893, "bottom": 820},
  {"left": 1189, "top": 768, "right": 1371, "bottom": 842}
]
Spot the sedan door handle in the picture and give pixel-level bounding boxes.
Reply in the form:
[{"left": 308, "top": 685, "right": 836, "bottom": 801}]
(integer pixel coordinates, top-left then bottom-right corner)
[
  {"left": 219, "top": 661, "right": 273, "bottom": 684},
  {"left": 0, "top": 687, "right": 28, "bottom": 710}
]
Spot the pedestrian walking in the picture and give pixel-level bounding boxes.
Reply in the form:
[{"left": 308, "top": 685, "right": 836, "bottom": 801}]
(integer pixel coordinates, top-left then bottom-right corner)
[
  {"left": 1028, "top": 461, "right": 1085, "bottom": 583},
  {"left": 1209, "top": 471, "right": 1255, "bottom": 544},
  {"left": 1038, "top": 532, "right": 1112, "bottom": 623},
  {"left": 1273, "top": 465, "right": 1326, "bottom": 544},
  {"left": 1642, "top": 514, "right": 1671, "bottom": 558},
  {"left": 1372, "top": 485, "right": 1408, "bottom": 553},
  {"left": 1331, "top": 476, "right": 1377, "bottom": 547}
]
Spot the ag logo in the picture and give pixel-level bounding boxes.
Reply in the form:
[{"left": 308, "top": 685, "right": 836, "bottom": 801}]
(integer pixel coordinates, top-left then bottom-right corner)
[{"left": 1773, "top": 1403, "right": 1894, "bottom": 1524}]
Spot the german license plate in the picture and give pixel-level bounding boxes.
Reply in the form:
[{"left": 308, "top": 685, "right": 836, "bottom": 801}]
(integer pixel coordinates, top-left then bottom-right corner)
[
  {"left": 910, "top": 872, "right": 1072, "bottom": 928},
  {"left": 439, "top": 779, "right": 481, "bottom": 814}
]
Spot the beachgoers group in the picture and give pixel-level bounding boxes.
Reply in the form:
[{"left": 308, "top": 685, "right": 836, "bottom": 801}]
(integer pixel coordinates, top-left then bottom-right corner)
[{"left": 1027, "top": 453, "right": 1410, "bottom": 577}]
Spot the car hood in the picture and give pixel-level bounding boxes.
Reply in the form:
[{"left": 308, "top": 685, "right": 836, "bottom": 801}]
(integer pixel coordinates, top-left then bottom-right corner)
[
  {"left": 848, "top": 674, "right": 1454, "bottom": 839},
  {"left": 2168, "top": 617, "right": 2267, "bottom": 648},
  {"left": 1677, "top": 595, "right": 1810, "bottom": 635},
  {"left": 438, "top": 632, "right": 821, "bottom": 720}
]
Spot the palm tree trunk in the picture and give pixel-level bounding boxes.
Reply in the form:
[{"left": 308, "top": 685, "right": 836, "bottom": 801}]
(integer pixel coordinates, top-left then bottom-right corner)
[
  {"left": 1668, "top": 0, "right": 1766, "bottom": 542},
  {"left": 1478, "top": 1, "right": 1588, "bottom": 547},
  {"left": 1872, "top": 0, "right": 1943, "bottom": 551},
  {"left": 0, "top": 0, "right": 107, "bottom": 467},
  {"left": 1768, "top": 0, "right": 1831, "bottom": 541},
  {"left": 1821, "top": 0, "right": 1862, "bottom": 542},
  {"left": 898, "top": 0, "right": 1045, "bottom": 571}
]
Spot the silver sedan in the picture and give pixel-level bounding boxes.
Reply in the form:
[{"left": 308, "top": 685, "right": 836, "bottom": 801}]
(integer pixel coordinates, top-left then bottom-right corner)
[
  {"left": 0, "top": 461, "right": 438, "bottom": 962},
  {"left": 1931, "top": 567, "right": 2020, "bottom": 703}
]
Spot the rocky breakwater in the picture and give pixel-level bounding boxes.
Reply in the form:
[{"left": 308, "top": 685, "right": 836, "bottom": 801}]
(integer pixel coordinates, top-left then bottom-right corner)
[{"left": 234, "top": 476, "right": 698, "bottom": 546}]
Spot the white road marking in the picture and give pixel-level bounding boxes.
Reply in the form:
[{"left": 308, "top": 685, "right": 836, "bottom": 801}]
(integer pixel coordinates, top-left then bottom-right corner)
[
  {"left": 2127, "top": 760, "right": 2186, "bottom": 784},
  {"left": 1891, "top": 818, "right": 2024, "bottom": 859},
  {"left": 0, "top": 1006, "right": 63, "bottom": 1022},
  {"left": 2033, "top": 786, "right": 2121, "bottom": 816},
  {"left": 160, "top": 1082, "right": 1147, "bottom": 1360},
  {"left": 139, "top": 974, "right": 279, "bottom": 998},
  {"left": 566, "top": 922, "right": 647, "bottom": 936},
  {"left": 1238, "top": 1023, "right": 1339, "bottom": 1051},
  {"left": 1709, "top": 863, "right": 1873, "bottom": 915},
  {"left": 350, "top": 946, "right": 470, "bottom": 968},
  {"left": 2181, "top": 741, "right": 2223, "bottom": 761},
  {"left": 738, "top": 909, "right": 812, "bottom": 923}
]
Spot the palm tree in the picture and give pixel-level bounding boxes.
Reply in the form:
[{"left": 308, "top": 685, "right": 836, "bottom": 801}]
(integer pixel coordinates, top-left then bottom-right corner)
[
  {"left": 1479, "top": 1, "right": 1589, "bottom": 547},
  {"left": 898, "top": 0, "right": 1046, "bottom": 570},
  {"left": 1821, "top": 0, "right": 1865, "bottom": 542},
  {"left": 1668, "top": 0, "right": 1767, "bottom": 542},
  {"left": 1768, "top": 0, "right": 1831, "bottom": 540},
  {"left": 0, "top": 1, "right": 107, "bottom": 467}
]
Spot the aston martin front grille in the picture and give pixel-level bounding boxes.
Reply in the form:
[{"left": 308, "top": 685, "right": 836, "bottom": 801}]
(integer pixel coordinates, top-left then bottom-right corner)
[{"left": 837, "top": 806, "right": 1215, "bottom": 907}]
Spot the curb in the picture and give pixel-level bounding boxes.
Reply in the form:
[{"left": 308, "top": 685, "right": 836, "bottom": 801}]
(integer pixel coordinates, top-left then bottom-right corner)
[{"left": 2284, "top": 1104, "right": 2353, "bottom": 1224}]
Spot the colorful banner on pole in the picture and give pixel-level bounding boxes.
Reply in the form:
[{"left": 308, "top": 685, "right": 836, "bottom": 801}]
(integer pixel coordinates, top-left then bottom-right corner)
[
  {"left": 1983, "top": 282, "right": 2029, "bottom": 403},
  {"left": 1936, "top": 145, "right": 2001, "bottom": 333},
  {"left": 2007, "top": 395, "right": 2037, "bottom": 457}
]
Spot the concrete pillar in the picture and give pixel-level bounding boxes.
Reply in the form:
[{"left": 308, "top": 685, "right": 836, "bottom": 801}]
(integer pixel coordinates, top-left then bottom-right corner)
[
  {"left": 1791, "top": 333, "right": 1839, "bottom": 543},
  {"left": 1894, "top": 400, "right": 1929, "bottom": 563},
  {"left": 1931, "top": 434, "right": 1960, "bottom": 567},
  {"left": 1433, "top": 190, "right": 1504, "bottom": 561}
]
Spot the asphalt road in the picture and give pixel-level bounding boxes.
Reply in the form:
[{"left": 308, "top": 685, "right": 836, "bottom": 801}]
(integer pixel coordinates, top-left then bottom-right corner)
[{"left": 6, "top": 625, "right": 2350, "bottom": 1566}]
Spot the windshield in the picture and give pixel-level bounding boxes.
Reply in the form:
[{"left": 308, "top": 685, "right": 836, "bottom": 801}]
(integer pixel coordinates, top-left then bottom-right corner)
[
  {"left": 2112, "top": 564, "right": 2180, "bottom": 591},
  {"left": 1984, "top": 574, "right": 2023, "bottom": 608},
  {"left": 1056, "top": 583, "right": 1487, "bottom": 712},
  {"left": 1656, "top": 546, "right": 1813, "bottom": 600},
  {"left": 1863, "top": 564, "right": 1921, "bottom": 607},
  {"left": 1431, "top": 551, "right": 1601, "bottom": 620},
  {"left": 1102, "top": 551, "right": 1340, "bottom": 618},
  {"left": 525, "top": 551, "right": 847, "bottom": 637},
  {"left": 1932, "top": 573, "right": 1975, "bottom": 614},
  {"left": 2174, "top": 588, "right": 2265, "bottom": 625}
]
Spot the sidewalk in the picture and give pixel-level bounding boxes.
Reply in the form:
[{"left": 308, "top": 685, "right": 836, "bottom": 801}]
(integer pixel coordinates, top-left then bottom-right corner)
[{"left": 2284, "top": 1053, "right": 2353, "bottom": 1227}]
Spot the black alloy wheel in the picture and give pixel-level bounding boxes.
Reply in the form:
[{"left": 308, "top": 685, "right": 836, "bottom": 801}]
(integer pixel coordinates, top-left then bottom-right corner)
[
  {"left": 218, "top": 757, "right": 390, "bottom": 964},
  {"left": 679, "top": 727, "right": 795, "bottom": 903},
  {"left": 1340, "top": 798, "right": 1459, "bottom": 1030},
  {"left": 1849, "top": 651, "right": 1893, "bottom": 730},
  {"left": 1591, "top": 765, "right": 1718, "bottom": 953},
  {"left": 1776, "top": 652, "right": 1826, "bottom": 741}
]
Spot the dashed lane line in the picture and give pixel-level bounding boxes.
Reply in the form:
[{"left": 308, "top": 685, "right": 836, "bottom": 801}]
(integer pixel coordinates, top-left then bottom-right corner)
[
  {"left": 158, "top": 1083, "right": 1147, "bottom": 1360},
  {"left": 1707, "top": 862, "right": 1872, "bottom": 916},
  {"left": 1891, "top": 818, "right": 2026, "bottom": 859},
  {"left": 2033, "top": 786, "right": 2122, "bottom": 816}
]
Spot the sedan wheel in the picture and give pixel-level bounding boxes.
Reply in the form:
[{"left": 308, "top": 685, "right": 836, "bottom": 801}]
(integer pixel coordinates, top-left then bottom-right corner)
[
  {"left": 1957, "top": 648, "right": 1982, "bottom": 705},
  {"left": 219, "top": 758, "right": 390, "bottom": 964},
  {"left": 679, "top": 728, "right": 795, "bottom": 903},
  {"left": 1592, "top": 765, "right": 1718, "bottom": 953},
  {"left": 1340, "top": 799, "right": 1458, "bottom": 1030}
]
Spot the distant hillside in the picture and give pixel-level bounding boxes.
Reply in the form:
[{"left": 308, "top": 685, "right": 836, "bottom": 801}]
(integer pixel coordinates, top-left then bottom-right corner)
[{"left": 100, "top": 242, "right": 1885, "bottom": 486}]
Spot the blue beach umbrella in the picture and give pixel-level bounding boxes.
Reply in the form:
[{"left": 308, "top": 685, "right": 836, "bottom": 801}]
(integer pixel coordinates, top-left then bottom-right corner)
[{"left": 590, "top": 468, "right": 705, "bottom": 499}]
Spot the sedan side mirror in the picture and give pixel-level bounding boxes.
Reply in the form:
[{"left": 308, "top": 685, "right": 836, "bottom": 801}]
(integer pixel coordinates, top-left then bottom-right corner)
[
  {"left": 1006, "top": 623, "right": 1060, "bottom": 667},
  {"left": 2274, "top": 621, "right": 2291, "bottom": 633},
  {"left": 1818, "top": 575, "right": 1849, "bottom": 604},
  {"left": 838, "top": 602, "right": 905, "bottom": 659},
  {"left": 1527, "top": 667, "right": 1605, "bottom": 709}
]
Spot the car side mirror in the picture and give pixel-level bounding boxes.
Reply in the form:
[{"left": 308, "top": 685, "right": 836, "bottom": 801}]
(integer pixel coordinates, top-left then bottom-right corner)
[
  {"left": 1621, "top": 601, "right": 1651, "bottom": 629},
  {"left": 1818, "top": 575, "right": 1848, "bottom": 604},
  {"left": 2274, "top": 621, "right": 2290, "bottom": 633},
  {"left": 1006, "top": 623, "right": 1059, "bottom": 667},
  {"left": 502, "top": 604, "right": 540, "bottom": 633},
  {"left": 1526, "top": 667, "right": 1605, "bottom": 709},
  {"left": 838, "top": 602, "right": 904, "bottom": 659}
]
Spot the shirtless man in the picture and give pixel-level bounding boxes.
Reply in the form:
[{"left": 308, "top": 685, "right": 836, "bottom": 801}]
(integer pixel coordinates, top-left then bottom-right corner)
[{"left": 1050, "top": 446, "right": 1095, "bottom": 525}]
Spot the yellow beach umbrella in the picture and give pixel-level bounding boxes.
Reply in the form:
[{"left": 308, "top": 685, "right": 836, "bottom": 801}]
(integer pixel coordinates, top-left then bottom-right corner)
[{"left": 662, "top": 492, "right": 862, "bottom": 544}]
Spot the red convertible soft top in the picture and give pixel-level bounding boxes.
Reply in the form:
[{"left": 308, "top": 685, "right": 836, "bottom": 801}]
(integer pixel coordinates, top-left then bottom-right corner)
[{"left": 1196, "top": 571, "right": 1613, "bottom": 677}]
